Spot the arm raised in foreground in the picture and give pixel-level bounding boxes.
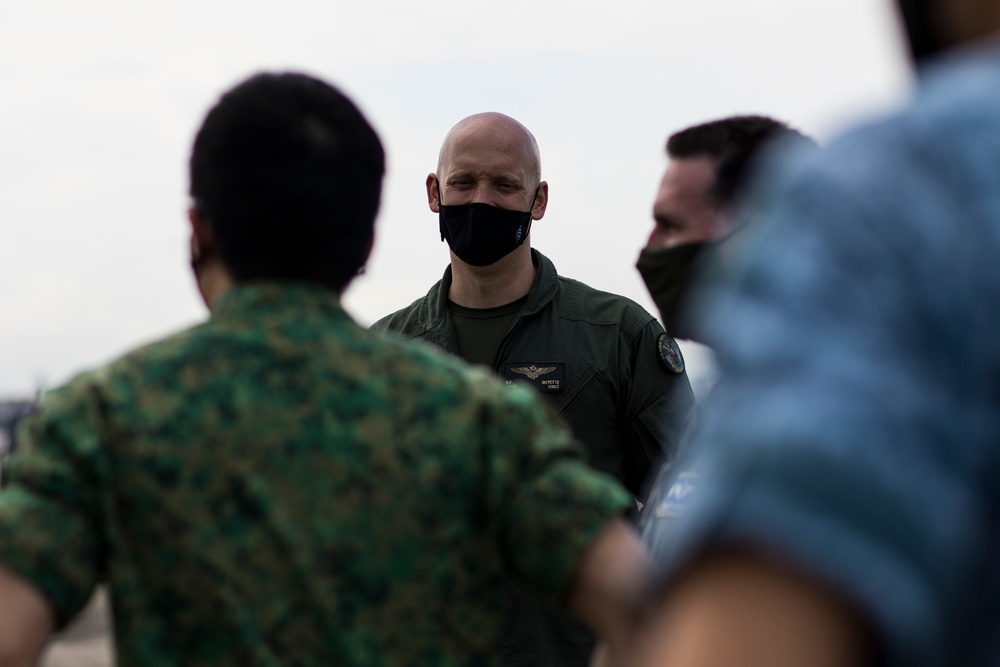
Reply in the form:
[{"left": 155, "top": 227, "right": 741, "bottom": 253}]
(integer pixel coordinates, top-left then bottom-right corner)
[
  {"left": 596, "top": 548, "right": 871, "bottom": 667},
  {"left": 566, "top": 517, "right": 660, "bottom": 664}
]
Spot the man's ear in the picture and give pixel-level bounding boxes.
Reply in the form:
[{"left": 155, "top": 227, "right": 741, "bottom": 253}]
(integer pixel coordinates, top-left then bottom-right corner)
[
  {"left": 188, "top": 206, "right": 215, "bottom": 255},
  {"left": 531, "top": 181, "right": 549, "bottom": 220},
  {"left": 426, "top": 173, "right": 441, "bottom": 213}
]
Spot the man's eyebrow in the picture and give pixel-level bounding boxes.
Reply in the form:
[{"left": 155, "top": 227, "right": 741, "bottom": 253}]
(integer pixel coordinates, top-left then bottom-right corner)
[{"left": 493, "top": 175, "right": 526, "bottom": 185}]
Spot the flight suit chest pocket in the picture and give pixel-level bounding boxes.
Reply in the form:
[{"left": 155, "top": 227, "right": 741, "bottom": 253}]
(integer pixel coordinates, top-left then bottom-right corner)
[
  {"left": 501, "top": 362, "right": 565, "bottom": 392},
  {"left": 501, "top": 362, "right": 602, "bottom": 415}
]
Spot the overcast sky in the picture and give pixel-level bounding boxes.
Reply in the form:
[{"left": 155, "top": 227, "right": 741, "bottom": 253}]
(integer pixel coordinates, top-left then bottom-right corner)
[{"left": 0, "top": 0, "right": 911, "bottom": 397}]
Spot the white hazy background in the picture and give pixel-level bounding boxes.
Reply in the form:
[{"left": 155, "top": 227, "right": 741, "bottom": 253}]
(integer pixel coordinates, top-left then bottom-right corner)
[{"left": 1, "top": 0, "right": 910, "bottom": 397}]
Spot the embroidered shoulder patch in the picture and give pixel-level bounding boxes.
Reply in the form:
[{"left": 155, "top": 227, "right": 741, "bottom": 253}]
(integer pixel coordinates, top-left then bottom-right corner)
[
  {"left": 656, "top": 333, "right": 685, "bottom": 374},
  {"left": 655, "top": 471, "right": 700, "bottom": 517}
]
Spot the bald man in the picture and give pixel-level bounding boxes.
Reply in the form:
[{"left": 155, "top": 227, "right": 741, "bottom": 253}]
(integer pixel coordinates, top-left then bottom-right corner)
[{"left": 372, "top": 113, "right": 695, "bottom": 667}]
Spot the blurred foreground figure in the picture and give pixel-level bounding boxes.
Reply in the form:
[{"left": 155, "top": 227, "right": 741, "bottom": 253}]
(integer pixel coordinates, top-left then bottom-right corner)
[
  {"left": 630, "top": 1, "right": 1000, "bottom": 666},
  {"left": 0, "top": 72, "right": 654, "bottom": 667}
]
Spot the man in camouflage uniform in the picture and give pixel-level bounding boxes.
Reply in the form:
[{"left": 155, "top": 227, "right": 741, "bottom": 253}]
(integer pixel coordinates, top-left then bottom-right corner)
[{"left": 0, "top": 72, "right": 654, "bottom": 666}]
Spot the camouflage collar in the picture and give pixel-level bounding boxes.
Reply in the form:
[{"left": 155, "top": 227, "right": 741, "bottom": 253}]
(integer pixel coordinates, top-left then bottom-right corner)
[{"left": 211, "top": 282, "right": 344, "bottom": 322}]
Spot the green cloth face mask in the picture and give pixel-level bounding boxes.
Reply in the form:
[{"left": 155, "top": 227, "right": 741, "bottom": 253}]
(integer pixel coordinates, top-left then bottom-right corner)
[{"left": 635, "top": 242, "right": 706, "bottom": 341}]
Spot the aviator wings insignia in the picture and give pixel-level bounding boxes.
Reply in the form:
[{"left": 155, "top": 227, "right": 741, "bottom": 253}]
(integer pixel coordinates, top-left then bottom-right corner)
[{"left": 510, "top": 365, "right": 558, "bottom": 380}]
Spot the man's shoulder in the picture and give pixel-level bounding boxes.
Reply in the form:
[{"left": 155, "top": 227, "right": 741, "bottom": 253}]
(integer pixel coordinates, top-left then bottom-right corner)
[
  {"left": 758, "top": 51, "right": 1000, "bottom": 248},
  {"left": 370, "top": 326, "right": 463, "bottom": 375},
  {"left": 370, "top": 294, "right": 432, "bottom": 335},
  {"left": 48, "top": 316, "right": 516, "bottom": 421},
  {"left": 110, "top": 319, "right": 240, "bottom": 379},
  {"left": 916, "top": 44, "right": 1000, "bottom": 119},
  {"left": 31, "top": 322, "right": 213, "bottom": 420},
  {"left": 551, "top": 273, "right": 658, "bottom": 334},
  {"left": 819, "top": 51, "right": 1000, "bottom": 183},
  {"left": 83, "top": 322, "right": 198, "bottom": 376},
  {"left": 370, "top": 272, "right": 452, "bottom": 337}
]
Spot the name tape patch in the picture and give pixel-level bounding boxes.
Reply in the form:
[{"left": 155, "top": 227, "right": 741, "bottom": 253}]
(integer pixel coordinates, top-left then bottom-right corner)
[{"left": 657, "top": 333, "right": 685, "bottom": 374}]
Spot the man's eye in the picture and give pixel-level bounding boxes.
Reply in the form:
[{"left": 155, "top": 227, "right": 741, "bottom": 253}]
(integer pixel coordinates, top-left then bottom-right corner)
[{"left": 656, "top": 219, "right": 679, "bottom": 232}]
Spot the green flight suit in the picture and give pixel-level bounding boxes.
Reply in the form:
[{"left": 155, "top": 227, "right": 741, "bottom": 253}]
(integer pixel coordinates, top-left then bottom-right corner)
[
  {"left": 372, "top": 250, "right": 695, "bottom": 497},
  {"left": 372, "top": 250, "right": 696, "bottom": 667}
]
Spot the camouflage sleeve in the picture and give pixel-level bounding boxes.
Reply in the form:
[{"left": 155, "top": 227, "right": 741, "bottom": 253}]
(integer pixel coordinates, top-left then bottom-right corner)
[
  {"left": 622, "top": 318, "right": 696, "bottom": 499},
  {"left": 476, "top": 379, "right": 633, "bottom": 601},
  {"left": 0, "top": 379, "right": 105, "bottom": 627}
]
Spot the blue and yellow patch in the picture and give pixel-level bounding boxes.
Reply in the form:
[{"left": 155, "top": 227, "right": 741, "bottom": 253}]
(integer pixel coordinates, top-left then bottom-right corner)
[
  {"left": 656, "top": 333, "right": 685, "bottom": 374},
  {"left": 655, "top": 471, "right": 699, "bottom": 517}
]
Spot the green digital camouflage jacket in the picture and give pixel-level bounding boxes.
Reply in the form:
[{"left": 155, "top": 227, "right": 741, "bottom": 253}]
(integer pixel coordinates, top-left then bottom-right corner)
[
  {"left": 372, "top": 250, "right": 696, "bottom": 499},
  {"left": 0, "top": 282, "right": 631, "bottom": 667}
]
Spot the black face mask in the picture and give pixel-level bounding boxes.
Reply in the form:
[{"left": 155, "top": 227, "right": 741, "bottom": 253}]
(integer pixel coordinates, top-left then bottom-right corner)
[
  {"left": 636, "top": 243, "right": 706, "bottom": 341},
  {"left": 438, "top": 187, "right": 537, "bottom": 267},
  {"left": 895, "top": 0, "right": 947, "bottom": 64}
]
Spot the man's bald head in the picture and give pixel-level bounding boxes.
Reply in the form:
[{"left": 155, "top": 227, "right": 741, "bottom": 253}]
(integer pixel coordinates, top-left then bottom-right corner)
[
  {"left": 427, "top": 112, "right": 548, "bottom": 225},
  {"left": 437, "top": 112, "right": 541, "bottom": 188}
]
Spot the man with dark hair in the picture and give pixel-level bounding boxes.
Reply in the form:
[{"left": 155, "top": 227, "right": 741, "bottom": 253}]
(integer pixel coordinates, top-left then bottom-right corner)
[
  {"left": 629, "top": 115, "right": 816, "bottom": 577},
  {"left": 0, "top": 72, "right": 656, "bottom": 666},
  {"left": 665, "top": 116, "right": 806, "bottom": 207},
  {"left": 636, "top": 115, "right": 815, "bottom": 342},
  {"left": 372, "top": 112, "right": 695, "bottom": 667},
  {"left": 188, "top": 72, "right": 383, "bottom": 292},
  {"left": 623, "top": 1, "right": 1000, "bottom": 666}
]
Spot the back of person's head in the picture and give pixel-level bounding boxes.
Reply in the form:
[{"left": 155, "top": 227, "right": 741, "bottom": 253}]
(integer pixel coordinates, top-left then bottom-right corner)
[
  {"left": 894, "top": 0, "right": 1000, "bottom": 63},
  {"left": 667, "top": 115, "right": 815, "bottom": 207},
  {"left": 189, "top": 71, "right": 385, "bottom": 291}
]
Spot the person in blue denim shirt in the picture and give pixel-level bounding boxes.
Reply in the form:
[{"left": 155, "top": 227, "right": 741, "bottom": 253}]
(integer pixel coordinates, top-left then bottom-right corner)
[{"left": 624, "top": 1, "right": 1000, "bottom": 666}]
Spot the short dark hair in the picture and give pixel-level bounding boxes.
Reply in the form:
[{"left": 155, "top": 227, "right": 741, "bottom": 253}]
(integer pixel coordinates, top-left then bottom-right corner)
[
  {"left": 666, "top": 115, "right": 815, "bottom": 206},
  {"left": 189, "top": 72, "right": 384, "bottom": 291}
]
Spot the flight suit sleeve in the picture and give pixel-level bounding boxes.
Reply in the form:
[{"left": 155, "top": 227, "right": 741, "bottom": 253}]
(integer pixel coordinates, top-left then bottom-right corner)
[
  {"left": 0, "top": 380, "right": 106, "bottom": 628},
  {"left": 621, "top": 318, "right": 696, "bottom": 500}
]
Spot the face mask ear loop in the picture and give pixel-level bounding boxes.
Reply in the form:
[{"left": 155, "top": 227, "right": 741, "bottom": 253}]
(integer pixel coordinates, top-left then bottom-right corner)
[{"left": 437, "top": 179, "right": 448, "bottom": 242}]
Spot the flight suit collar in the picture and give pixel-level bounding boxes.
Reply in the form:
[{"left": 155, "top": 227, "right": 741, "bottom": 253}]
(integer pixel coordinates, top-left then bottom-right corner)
[{"left": 418, "top": 249, "right": 560, "bottom": 352}]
